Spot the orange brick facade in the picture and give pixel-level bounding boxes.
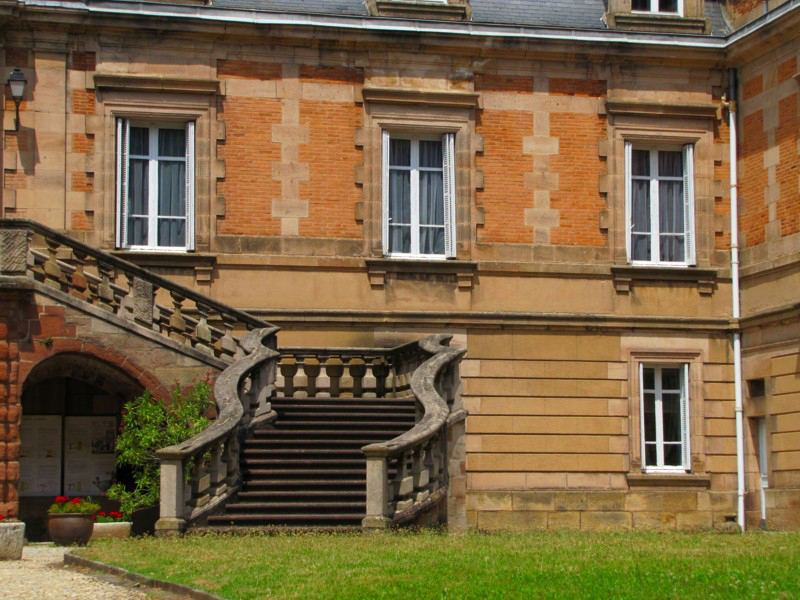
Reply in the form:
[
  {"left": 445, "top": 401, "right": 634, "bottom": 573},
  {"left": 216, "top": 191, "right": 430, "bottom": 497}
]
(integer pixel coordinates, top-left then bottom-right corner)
[
  {"left": 549, "top": 112, "right": 607, "bottom": 247},
  {"left": 217, "top": 96, "right": 283, "bottom": 236},
  {"left": 71, "top": 89, "right": 95, "bottom": 115},
  {"left": 476, "top": 109, "right": 534, "bottom": 243}
]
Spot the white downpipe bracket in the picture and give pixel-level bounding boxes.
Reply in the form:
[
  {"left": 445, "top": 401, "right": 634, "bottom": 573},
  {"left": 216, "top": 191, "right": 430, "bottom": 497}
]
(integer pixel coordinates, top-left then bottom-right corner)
[{"left": 726, "top": 69, "right": 746, "bottom": 533}]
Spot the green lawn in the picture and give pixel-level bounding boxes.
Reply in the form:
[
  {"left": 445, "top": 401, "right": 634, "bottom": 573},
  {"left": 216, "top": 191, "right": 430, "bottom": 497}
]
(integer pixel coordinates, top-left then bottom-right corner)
[{"left": 76, "top": 530, "right": 800, "bottom": 599}]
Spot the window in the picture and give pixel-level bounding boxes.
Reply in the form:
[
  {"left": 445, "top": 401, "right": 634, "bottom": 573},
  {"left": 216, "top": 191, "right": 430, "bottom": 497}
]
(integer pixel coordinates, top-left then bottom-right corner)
[
  {"left": 640, "top": 364, "right": 690, "bottom": 471},
  {"left": 632, "top": 0, "right": 682, "bottom": 14},
  {"left": 382, "top": 131, "right": 456, "bottom": 258},
  {"left": 625, "top": 143, "right": 695, "bottom": 265},
  {"left": 116, "top": 118, "right": 195, "bottom": 251}
]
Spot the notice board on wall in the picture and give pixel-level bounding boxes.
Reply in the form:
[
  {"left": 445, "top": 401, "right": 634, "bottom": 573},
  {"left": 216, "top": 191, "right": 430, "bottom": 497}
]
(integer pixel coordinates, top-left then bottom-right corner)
[
  {"left": 64, "top": 416, "right": 117, "bottom": 496},
  {"left": 19, "top": 415, "right": 63, "bottom": 496}
]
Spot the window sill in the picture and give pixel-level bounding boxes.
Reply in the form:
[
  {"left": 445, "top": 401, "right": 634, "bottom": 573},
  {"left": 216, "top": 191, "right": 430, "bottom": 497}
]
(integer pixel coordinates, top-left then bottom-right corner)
[
  {"left": 365, "top": 257, "right": 476, "bottom": 289},
  {"left": 605, "top": 12, "right": 709, "bottom": 34},
  {"left": 368, "top": 0, "right": 471, "bottom": 21},
  {"left": 611, "top": 265, "right": 717, "bottom": 296},
  {"left": 110, "top": 250, "right": 216, "bottom": 284},
  {"left": 627, "top": 472, "right": 711, "bottom": 490}
]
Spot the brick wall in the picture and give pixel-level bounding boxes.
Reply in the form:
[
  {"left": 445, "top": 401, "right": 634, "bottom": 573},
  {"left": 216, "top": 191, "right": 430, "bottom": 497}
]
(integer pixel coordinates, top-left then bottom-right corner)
[
  {"left": 777, "top": 93, "right": 798, "bottom": 238},
  {"left": 71, "top": 89, "right": 95, "bottom": 115},
  {"left": 298, "top": 101, "right": 362, "bottom": 239},
  {"left": 741, "top": 110, "right": 768, "bottom": 247},
  {"left": 476, "top": 110, "right": 533, "bottom": 243},
  {"left": 549, "top": 112, "right": 607, "bottom": 247},
  {"left": 217, "top": 96, "right": 283, "bottom": 236}
]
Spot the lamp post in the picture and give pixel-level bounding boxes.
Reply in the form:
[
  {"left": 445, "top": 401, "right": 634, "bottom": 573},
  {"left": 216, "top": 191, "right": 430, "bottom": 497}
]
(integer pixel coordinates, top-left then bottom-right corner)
[{"left": 7, "top": 67, "right": 27, "bottom": 132}]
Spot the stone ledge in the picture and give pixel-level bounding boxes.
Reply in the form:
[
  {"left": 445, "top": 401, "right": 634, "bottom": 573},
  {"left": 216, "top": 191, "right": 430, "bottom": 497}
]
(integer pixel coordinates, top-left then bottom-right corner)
[
  {"left": 110, "top": 251, "right": 216, "bottom": 284},
  {"left": 627, "top": 473, "right": 711, "bottom": 489},
  {"left": 94, "top": 74, "right": 219, "bottom": 95},
  {"left": 368, "top": 0, "right": 471, "bottom": 21},
  {"left": 365, "top": 257, "right": 477, "bottom": 289},
  {"left": 611, "top": 265, "right": 717, "bottom": 295},
  {"left": 362, "top": 86, "right": 479, "bottom": 109},
  {"left": 606, "top": 13, "right": 709, "bottom": 34},
  {"left": 606, "top": 98, "right": 718, "bottom": 119}
]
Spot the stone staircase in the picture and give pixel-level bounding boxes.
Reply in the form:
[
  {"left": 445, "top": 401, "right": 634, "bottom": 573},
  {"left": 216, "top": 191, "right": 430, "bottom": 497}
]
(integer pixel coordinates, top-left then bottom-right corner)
[{"left": 207, "top": 395, "right": 416, "bottom": 528}]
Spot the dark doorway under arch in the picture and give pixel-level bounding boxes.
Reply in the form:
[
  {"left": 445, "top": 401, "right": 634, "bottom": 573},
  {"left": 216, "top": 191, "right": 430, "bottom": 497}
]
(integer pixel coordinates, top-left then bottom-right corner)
[{"left": 19, "top": 353, "right": 143, "bottom": 540}]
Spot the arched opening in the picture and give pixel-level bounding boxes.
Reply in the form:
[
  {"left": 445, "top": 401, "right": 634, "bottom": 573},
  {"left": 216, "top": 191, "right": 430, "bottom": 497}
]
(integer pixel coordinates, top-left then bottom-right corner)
[{"left": 19, "top": 353, "right": 143, "bottom": 540}]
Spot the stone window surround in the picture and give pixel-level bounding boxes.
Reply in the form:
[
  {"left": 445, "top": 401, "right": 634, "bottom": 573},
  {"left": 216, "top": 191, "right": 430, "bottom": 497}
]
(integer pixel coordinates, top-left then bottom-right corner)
[
  {"left": 366, "top": 0, "right": 471, "bottom": 21},
  {"left": 625, "top": 347, "right": 709, "bottom": 487},
  {"left": 94, "top": 74, "right": 218, "bottom": 256},
  {"left": 358, "top": 87, "right": 479, "bottom": 274},
  {"left": 604, "top": 0, "right": 708, "bottom": 33},
  {"left": 606, "top": 99, "right": 720, "bottom": 294}
]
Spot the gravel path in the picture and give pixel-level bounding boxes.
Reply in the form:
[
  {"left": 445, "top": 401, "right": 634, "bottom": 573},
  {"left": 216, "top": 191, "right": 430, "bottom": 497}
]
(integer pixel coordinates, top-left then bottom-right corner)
[{"left": 0, "top": 546, "right": 150, "bottom": 599}]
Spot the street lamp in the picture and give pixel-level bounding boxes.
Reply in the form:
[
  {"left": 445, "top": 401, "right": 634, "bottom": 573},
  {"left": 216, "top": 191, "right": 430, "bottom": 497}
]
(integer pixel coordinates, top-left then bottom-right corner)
[{"left": 7, "top": 67, "right": 27, "bottom": 132}]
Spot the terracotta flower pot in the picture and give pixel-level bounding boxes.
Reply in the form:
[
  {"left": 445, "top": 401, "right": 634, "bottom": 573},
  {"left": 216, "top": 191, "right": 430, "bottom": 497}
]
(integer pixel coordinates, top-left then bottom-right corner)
[
  {"left": 47, "top": 513, "right": 95, "bottom": 546},
  {"left": 90, "top": 521, "right": 132, "bottom": 541}
]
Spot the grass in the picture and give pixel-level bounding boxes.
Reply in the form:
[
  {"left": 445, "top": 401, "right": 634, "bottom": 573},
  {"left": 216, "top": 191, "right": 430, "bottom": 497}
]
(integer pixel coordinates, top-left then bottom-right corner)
[{"left": 76, "top": 530, "right": 800, "bottom": 599}]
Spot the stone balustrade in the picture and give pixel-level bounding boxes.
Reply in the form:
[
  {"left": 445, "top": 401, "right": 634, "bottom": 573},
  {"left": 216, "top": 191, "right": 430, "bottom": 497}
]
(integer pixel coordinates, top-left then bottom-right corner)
[
  {"left": 360, "top": 335, "right": 466, "bottom": 528},
  {"left": 155, "top": 327, "right": 279, "bottom": 533},
  {"left": 0, "top": 219, "right": 265, "bottom": 361}
]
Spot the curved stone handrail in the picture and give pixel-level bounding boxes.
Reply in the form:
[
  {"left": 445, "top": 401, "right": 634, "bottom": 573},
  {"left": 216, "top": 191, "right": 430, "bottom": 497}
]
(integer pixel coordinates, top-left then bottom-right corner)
[
  {"left": 361, "top": 334, "right": 466, "bottom": 528},
  {"left": 155, "top": 326, "right": 280, "bottom": 533},
  {"left": 363, "top": 335, "right": 465, "bottom": 458}
]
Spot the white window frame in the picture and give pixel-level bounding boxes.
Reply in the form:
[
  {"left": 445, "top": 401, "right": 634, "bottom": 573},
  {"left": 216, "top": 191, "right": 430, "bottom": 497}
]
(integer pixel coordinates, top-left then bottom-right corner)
[
  {"left": 631, "top": 0, "right": 683, "bottom": 15},
  {"left": 639, "top": 363, "right": 691, "bottom": 473},
  {"left": 116, "top": 118, "right": 195, "bottom": 252},
  {"left": 381, "top": 130, "right": 456, "bottom": 259},
  {"left": 625, "top": 142, "right": 695, "bottom": 266}
]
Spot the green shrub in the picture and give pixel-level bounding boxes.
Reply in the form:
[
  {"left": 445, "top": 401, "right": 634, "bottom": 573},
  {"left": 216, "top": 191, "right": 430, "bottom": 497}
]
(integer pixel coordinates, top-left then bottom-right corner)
[{"left": 108, "top": 377, "right": 213, "bottom": 517}]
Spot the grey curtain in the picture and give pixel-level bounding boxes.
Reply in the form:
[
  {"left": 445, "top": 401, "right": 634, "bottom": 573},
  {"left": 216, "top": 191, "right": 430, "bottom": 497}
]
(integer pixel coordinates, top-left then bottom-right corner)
[
  {"left": 658, "top": 151, "right": 684, "bottom": 262},
  {"left": 631, "top": 150, "right": 651, "bottom": 261}
]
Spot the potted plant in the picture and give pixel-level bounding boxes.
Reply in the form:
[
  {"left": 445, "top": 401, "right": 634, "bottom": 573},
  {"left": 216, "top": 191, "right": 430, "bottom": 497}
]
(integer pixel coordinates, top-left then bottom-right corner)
[
  {"left": 47, "top": 496, "right": 100, "bottom": 546},
  {"left": 90, "top": 511, "right": 132, "bottom": 541},
  {"left": 0, "top": 514, "right": 25, "bottom": 560}
]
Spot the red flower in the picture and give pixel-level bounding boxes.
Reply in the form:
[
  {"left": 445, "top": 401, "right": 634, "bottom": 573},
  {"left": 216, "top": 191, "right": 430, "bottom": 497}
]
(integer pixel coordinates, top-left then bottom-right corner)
[
  {"left": 0, "top": 514, "right": 5, "bottom": 521},
  {"left": 110, "top": 511, "right": 122, "bottom": 518},
  {"left": 71, "top": 497, "right": 82, "bottom": 505},
  {"left": 55, "top": 496, "right": 68, "bottom": 504},
  {"left": 99, "top": 512, "right": 107, "bottom": 517}
]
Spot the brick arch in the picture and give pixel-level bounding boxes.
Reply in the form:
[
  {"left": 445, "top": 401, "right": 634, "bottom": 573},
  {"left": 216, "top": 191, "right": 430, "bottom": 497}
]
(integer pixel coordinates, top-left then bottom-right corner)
[{"left": 19, "top": 340, "right": 170, "bottom": 402}]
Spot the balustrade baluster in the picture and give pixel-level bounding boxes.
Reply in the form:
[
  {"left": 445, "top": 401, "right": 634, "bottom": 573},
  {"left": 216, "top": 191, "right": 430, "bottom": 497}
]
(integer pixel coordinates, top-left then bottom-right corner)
[
  {"left": 97, "top": 262, "right": 116, "bottom": 312},
  {"left": 194, "top": 303, "right": 213, "bottom": 354},
  {"left": 278, "top": 358, "right": 298, "bottom": 398},
  {"left": 190, "top": 459, "right": 211, "bottom": 508},
  {"left": 324, "top": 356, "right": 344, "bottom": 398},
  {"left": 208, "top": 442, "right": 227, "bottom": 498},
  {"left": 302, "top": 357, "right": 321, "bottom": 398},
  {"left": 169, "top": 290, "right": 188, "bottom": 344},
  {"left": 349, "top": 358, "right": 366, "bottom": 398},
  {"left": 43, "top": 239, "right": 67, "bottom": 291},
  {"left": 70, "top": 249, "right": 90, "bottom": 301}
]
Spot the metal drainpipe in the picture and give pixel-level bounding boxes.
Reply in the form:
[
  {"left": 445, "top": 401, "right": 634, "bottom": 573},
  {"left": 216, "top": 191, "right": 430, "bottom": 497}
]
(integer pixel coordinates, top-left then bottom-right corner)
[{"left": 725, "top": 68, "right": 746, "bottom": 532}]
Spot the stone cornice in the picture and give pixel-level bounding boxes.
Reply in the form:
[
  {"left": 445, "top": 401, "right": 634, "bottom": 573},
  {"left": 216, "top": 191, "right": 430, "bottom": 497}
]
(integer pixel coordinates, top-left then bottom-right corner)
[
  {"left": 94, "top": 73, "right": 220, "bottom": 95},
  {"left": 606, "top": 98, "right": 719, "bottom": 119},
  {"left": 361, "top": 87, "right": 480, "bottom": 109}
]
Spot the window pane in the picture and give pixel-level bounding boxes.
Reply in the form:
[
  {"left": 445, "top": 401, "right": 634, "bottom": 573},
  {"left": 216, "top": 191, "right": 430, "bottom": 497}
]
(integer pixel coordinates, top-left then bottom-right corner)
[
  {"left": 658, "top": 150, "right": 682, "bottom": 178},
  {"left": 389, "top": 139, "right": 410, "bottom": 167},
  {"left": 661, "top": 368, "right": 681, "bottom": 390},
  {"left": 130, "top": 127, "right": 149, "bottom": 155},
  {"left": 660, "top": 235, "right": 685, "bottom": 263},
  {"left": 389, "top": 170, "right": 410, "bottom": 224},
  {"left": 645, "top": 444, "right": 658, "bottom": 467},
  {"left": 126, "top": 217, "right": 147, "bottom": 246},
  {"left": 419, "top": 140, "right": 443, "bottom": 169},
  {"left": 631, "top": 181, "right": 650, "bottom": 232},
  {"left": 420, "top": 172, "right": 444, "bottom": 225},
  {"left": 632, "top": 0, "right": 650, "bottom": 10},
  {"left": 158, "top": 218, "right": 185, "bottom": 247},
  {"left": 632, "top": 150, "right": 650, "bottom": 176},
  {"left": 663, "top": 443, "right": 681, "bottom": 466},
  {"left": 643, "top": 392, "right": 656, "bottom": 442},
  {"left": 632, "top": 235, "right": 651, "bottom": 261},
  {"left": 420, "top": 227, "right": 444, "bottom": 255},
  {"left": 662, "top": 393, "right": 682, "bottom": 442},
  {"left": 158, "top": 162, "right": 186, "bottom": 217},
  {"left": 643, "top": 368, "right": 655, "bottom": 390},
  {"left": 389, "top": 225, "right": 410, "bottom": 254},
  {"left": 159, "top": 128, "right": 185, "bottom": 158},
  {"left": 658, "top": 180, "right": 684, "bottom": 234},
  {"left": 659, "top": 0, "right": 678, "bottom": 12},
  {"left": 128, "top": 159, "right": 149, "bottom": 216}
]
